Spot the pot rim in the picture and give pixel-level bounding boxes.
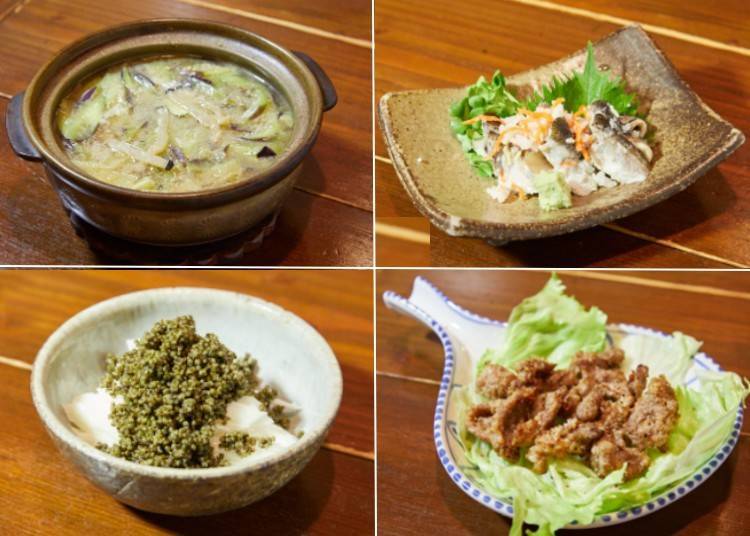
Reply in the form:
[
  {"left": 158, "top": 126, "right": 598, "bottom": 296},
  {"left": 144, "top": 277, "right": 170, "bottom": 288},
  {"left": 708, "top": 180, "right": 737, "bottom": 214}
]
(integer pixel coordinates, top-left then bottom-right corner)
[{"left": 22, "top": 18, "right": 324, "bottom": 209}]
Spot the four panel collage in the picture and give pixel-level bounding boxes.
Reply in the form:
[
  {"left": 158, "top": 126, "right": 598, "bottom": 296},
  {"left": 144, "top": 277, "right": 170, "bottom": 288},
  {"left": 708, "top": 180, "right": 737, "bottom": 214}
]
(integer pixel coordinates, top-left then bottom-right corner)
[{"left": 0, "top": 1, "right": 748, "bottom": 534}]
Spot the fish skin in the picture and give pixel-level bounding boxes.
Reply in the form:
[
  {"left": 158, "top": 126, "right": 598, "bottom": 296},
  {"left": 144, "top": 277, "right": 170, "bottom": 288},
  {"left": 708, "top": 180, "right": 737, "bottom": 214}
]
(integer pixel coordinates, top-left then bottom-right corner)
[
  {"left": 540, "top": 117, "right": 578, "bottom": 168},
  {"left": 587, "top": 100, "right": 650, "bottom": 184}
]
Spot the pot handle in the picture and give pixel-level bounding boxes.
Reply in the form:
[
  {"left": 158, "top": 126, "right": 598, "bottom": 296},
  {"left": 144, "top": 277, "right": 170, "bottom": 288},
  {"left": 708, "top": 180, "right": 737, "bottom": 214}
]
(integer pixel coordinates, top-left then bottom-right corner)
[
  {"left": 6, "top": 92, "right": 41, "bottom": 161},
  {"left": 293, "top": 51, "right": 337, "bottom": 112}
]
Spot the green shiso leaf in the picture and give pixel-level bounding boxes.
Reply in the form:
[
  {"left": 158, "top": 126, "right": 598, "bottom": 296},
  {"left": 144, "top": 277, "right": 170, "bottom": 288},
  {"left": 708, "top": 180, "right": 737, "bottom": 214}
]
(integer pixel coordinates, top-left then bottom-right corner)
[{"left": 524, "top": 42, "right": 639, "bottom": 116}]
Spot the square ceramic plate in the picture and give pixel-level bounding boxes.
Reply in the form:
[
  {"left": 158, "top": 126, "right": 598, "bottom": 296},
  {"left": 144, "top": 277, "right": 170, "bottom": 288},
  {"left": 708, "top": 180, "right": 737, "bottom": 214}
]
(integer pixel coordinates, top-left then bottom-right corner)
[{"left": 378, "top": 25, "right": 745, "bottom": 244}]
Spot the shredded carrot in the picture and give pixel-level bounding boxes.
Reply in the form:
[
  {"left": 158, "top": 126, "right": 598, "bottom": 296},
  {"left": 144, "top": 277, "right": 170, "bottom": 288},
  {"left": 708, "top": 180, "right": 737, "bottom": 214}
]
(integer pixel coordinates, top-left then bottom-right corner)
[
  {"left": 463, "top": 114, "right": 504, "bottom": 125},
  {"left": 566, "top": 105, "right": 590, "bottom": 160},
  {"left": 531, "top": 111, "right": 553, "bottom": 123},
  {"left": 487, "top": 105, "right": 558, "bottom": 157},
  {"left": 489, "top": 132, "right": 507, "bottom": 158},
  {"left": 511, "top": 183, "right": 528, "bottom": 200},
  {"left": 572, "top": 119, "right": 590, "bottom": 160}
]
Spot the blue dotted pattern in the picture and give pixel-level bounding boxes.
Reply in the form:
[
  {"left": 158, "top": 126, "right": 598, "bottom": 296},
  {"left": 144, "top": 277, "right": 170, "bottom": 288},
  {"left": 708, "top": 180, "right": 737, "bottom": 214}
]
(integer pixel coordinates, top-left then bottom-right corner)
[
  {"left": 382, "top": 281, "right": 745, "bottom": 530},
  {"left": 414, "top": 276, "right": 504, "bottom": 326}
]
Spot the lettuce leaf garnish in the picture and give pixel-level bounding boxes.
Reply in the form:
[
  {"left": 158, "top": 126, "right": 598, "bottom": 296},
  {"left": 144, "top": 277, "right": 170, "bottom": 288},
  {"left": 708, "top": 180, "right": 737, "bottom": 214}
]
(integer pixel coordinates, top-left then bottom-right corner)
[
  {"left": 449, "top": 72, "right": 519, "bottom": 178},
  {"left": 477, "top": 273, "right": 607, "bottom": 372},
  {"left": 449, "top": 42, "right": 640, "bottom": 178},
  {"left": 459, "top": 275, "right": 750, "bottom": 535}
]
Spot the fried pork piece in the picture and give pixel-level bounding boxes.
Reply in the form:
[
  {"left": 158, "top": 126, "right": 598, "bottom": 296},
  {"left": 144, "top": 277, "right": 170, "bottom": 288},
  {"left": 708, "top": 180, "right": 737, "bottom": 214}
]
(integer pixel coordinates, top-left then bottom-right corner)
[
  {"left": 512, "top": 388, "right": 566, "bottom": 447},
  {"left": 590, "top": 432, "right": 651, "bottom": 480},
  {"left": 624, "top": 376, "right": 679, "bottom": 451},
  {"left": 628, "top": 364, "right": 649, "bottom": 398},
  {"left": 572, "top": 347, "right": 625, "bottom": 372},
  {"left": 476, "top": 364, "right": 519, "bottom": 399},
  {"left": 515, "top": 359, "right": 556, "bottom": 386},
  {"left": 547, "top": 368, "right": 577, "bottom": 390},
  {"left": 467, "top": 348, "right": 680, "bottom": 481},
  {"left": 563, "top": 348, "right": 633, "bottom": 418},
  {"left": 476, "top": 365, "right": 513, "bottom": 399},
  {"left": 476, "top": 360, "right": 555, "bottom": 400},
  {"left": 527, "top": 419, "right": 604, "bottom": 473},
  {"left": 466, "top": 386, "right": 538, "bottom": 460}
]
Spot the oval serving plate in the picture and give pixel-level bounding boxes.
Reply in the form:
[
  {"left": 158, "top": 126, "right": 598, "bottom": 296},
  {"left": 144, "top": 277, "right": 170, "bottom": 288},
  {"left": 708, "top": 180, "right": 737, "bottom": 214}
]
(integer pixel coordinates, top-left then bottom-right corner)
[
  {"left": 383, "top": 277, "right": 743, "bottom": 529},
  {"left": 378, "top": 25, "right": 745, "bottom": 245}
]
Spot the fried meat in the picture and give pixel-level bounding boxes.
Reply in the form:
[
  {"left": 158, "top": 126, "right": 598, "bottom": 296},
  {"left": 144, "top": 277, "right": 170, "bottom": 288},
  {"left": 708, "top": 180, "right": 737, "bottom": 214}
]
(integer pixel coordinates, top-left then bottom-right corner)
[{"left": 466, "top": 349, "right": 679, "bottom": 481}]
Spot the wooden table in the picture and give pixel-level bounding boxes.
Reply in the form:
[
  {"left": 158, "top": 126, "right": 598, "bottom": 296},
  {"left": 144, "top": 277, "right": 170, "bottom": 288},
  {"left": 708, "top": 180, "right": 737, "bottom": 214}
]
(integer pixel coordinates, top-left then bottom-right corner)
[
  {"left": 0, "top": 0, "right": 372, "bottom": 266},
  {"left": 0, "top": 270, "right": 374, "bottom": 534},
  {"left": 375, "top": 0, "right": 750, "bottom": 267},
  {"left": 377, "top": 270, "right": 750, "bottom": 534}
]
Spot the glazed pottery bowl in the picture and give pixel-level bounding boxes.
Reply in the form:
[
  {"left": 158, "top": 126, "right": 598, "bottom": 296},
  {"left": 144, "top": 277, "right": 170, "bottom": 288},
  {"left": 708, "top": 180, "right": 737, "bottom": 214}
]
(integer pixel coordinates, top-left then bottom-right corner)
[
  {"left": 6, "top": 19, "right": 337, "bottom": 246},
  {"left": 383, "top": 277, "right": 743, "bottom": 529},
  {"left": 30, "top": 287, "right": 343, "bottom": 516},
  {"left": 378, "top": 25, "right": 745, "bottom": 244}
]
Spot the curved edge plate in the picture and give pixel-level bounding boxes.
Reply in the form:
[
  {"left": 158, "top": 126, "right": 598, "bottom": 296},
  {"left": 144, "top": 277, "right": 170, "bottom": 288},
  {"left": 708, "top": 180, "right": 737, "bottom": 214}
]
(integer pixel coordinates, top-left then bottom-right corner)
[{"left": 382, "top": 278, "right": 744, "bottom": 530}]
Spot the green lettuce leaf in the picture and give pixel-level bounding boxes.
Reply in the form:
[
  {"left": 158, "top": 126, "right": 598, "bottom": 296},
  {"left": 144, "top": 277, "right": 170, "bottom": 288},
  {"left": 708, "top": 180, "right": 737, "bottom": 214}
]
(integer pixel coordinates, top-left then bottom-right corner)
[
  {"left": 620, "top": 331, "right": 701, "bottom": 384},
  {"left": 449, "top": 72, "right": 521, "bottom": 178},
  {"left": 478, "top": 274, "right": 607, "bottom": 372}
]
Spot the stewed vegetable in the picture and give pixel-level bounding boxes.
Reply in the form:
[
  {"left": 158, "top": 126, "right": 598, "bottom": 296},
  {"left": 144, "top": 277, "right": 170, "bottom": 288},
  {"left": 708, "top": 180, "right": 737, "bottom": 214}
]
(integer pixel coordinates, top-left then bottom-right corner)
[{"left": 56, "top": 56, "right": 294, "bottom": 192}]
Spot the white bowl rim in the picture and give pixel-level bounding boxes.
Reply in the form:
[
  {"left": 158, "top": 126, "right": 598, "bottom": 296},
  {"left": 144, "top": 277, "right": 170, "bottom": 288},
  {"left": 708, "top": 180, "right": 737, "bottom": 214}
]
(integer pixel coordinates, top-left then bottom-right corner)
[{"left": 30, "top": 286, "right": 343, "bottom": 480}]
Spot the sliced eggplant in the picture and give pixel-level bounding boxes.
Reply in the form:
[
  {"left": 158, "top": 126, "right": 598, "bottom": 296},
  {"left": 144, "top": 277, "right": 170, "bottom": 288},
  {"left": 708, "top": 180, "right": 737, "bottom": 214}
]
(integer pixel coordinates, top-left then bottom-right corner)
[
  {"left": 60, "top": 89, "right": 105, "bottom": 141},
  {"left": 257, "top": 146, "right": 277, "bottom": 158}
]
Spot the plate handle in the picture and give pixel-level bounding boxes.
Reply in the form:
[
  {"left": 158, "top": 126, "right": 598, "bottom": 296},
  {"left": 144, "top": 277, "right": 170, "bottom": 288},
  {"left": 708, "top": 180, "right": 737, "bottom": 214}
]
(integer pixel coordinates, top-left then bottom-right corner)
[
  {"left": 293, "top": 51, "right": 338, "bottom": 112},
  {"left": 6, "top": 92, "right": 42, "bottom": 161}
]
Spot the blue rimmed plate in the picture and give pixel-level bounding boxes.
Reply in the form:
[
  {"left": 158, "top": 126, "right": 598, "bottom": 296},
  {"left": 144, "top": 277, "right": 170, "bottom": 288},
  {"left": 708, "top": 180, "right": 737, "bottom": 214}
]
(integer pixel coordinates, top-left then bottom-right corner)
[{"left": 383, "top": 277, "right": 743, "bottom": 529}]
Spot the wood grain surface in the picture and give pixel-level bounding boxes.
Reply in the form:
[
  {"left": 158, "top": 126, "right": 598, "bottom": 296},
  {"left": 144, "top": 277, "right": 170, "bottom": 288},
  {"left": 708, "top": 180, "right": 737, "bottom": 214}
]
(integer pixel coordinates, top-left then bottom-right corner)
[
  {"left": 549, "top": 0, "right": 750, "bottom": 49},
  {"left": 0, "top": 0, "right": 372, "bottom": 266},
  {"left": 376, "top": 217, "right": 430, "bottom": 267},
  {"left": 189, "top": 0, "right": 371, "bottom": 41},
  {"left": 374, "top": 0, "right": 750, "bottom": 268},
  {"left": 0, "top": 269, "right": 374, "bottom": 534},
  {"left": 377, "top": 270, "right": 750, "bottom": 534}
]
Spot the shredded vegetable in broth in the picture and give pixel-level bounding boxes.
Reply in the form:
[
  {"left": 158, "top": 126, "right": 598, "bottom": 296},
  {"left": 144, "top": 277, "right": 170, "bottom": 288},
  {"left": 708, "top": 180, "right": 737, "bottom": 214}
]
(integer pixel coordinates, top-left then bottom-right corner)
[{"left": 56, "top": 57, "right": 294, "bottom": 193}]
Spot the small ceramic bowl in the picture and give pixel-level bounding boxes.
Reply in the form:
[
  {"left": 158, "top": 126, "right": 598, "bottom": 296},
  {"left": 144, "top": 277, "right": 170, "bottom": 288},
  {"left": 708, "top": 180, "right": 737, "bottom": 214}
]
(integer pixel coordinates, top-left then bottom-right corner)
[
  {"left": 378, "top": 25, "right": 745, "bottom": 244},
  {"left": 383, "top": 277, "right": 743, "bottom": 529},
  {"left": 30, "top": 287, "right": 342, "bottom": 516},
  {"left": 6, "top": 19, "right": 337, "bottom": 246}
]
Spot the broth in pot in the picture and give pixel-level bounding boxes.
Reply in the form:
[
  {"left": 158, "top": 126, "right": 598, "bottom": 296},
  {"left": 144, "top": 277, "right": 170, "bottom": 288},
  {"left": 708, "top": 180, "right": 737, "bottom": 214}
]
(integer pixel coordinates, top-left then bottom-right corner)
[{"left": 56, "top": 57, "right": 294, "bottom": 193}]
